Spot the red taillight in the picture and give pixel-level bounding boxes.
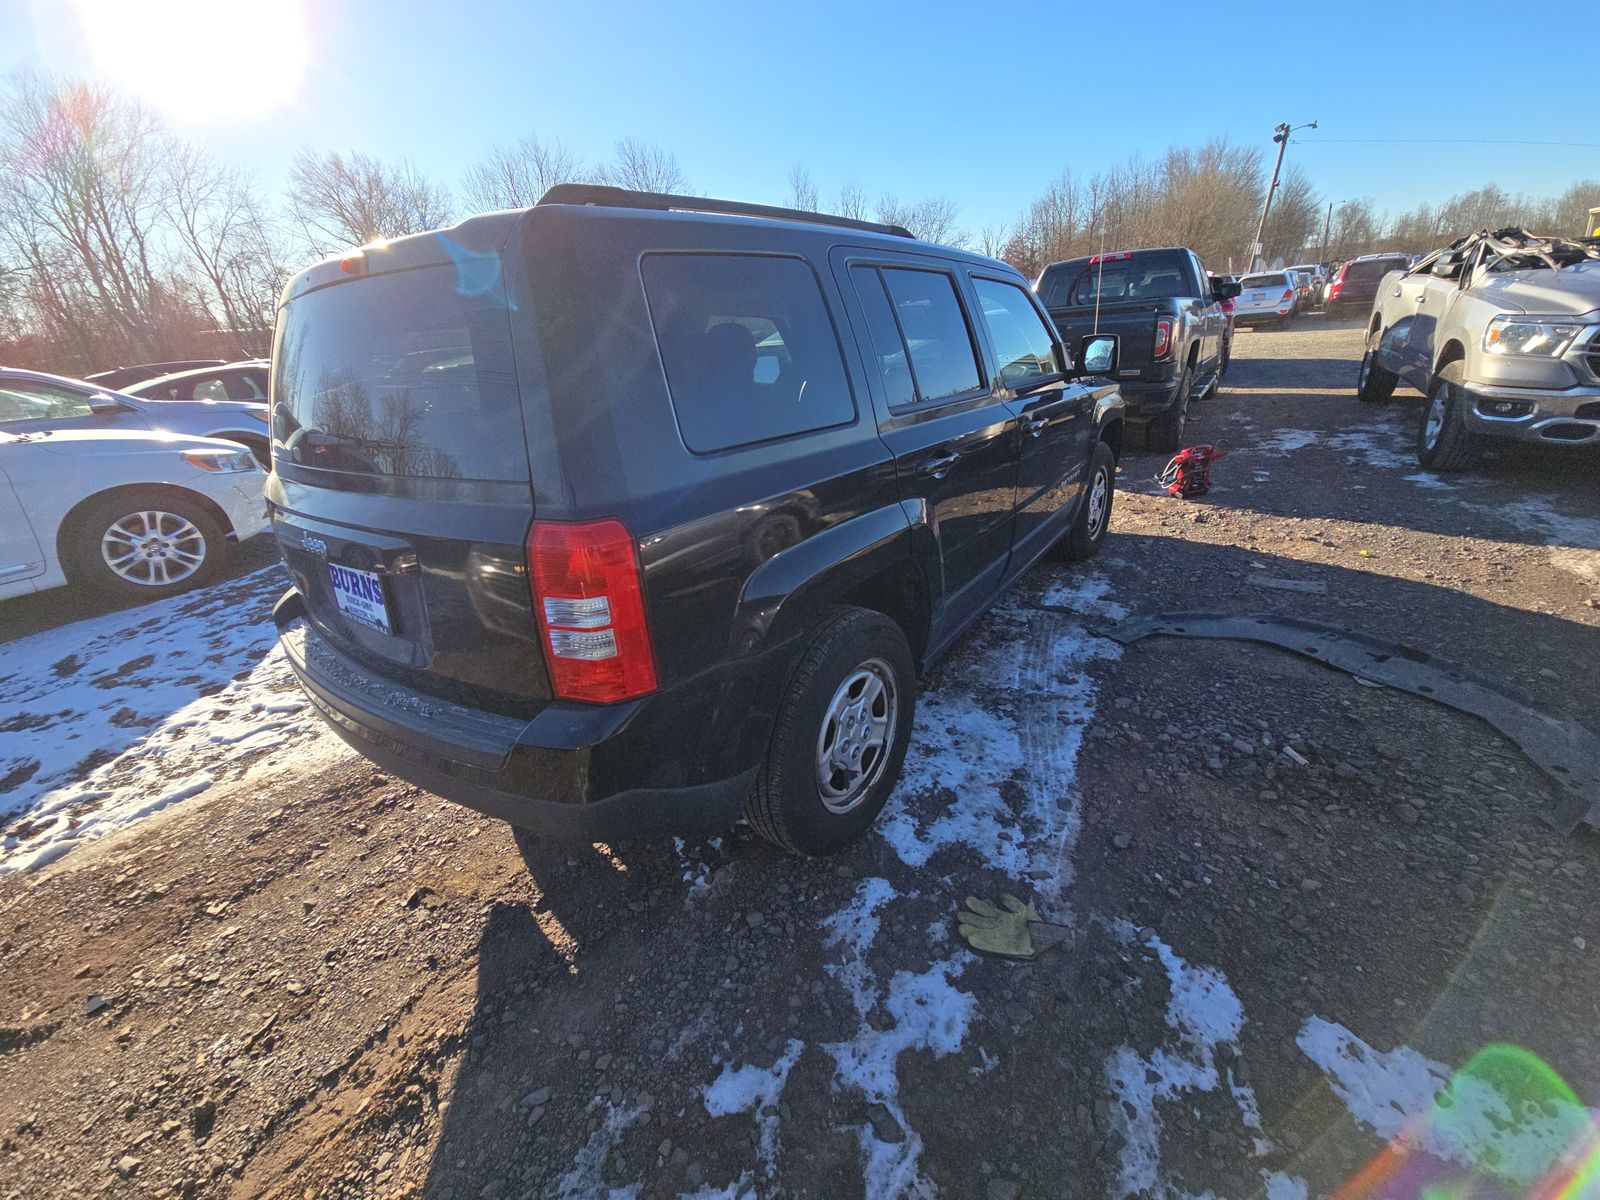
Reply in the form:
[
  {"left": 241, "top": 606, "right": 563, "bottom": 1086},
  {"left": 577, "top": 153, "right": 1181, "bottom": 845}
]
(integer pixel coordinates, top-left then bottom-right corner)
[
  {"left": 1328, "top": 279, "right": 1343, "bottom": 298},
  {"left": 528, "top": 519, "right": 657, "bottom": 704},
  {"left": 1088, "top": 251, "right": 1132, "bottom": 265},
  {"left": 1152, "top": 317, "right": 1175, "bottom": 358},
  {"left": 1281, "top": 289, "right": 1295, "bottom": 302}
]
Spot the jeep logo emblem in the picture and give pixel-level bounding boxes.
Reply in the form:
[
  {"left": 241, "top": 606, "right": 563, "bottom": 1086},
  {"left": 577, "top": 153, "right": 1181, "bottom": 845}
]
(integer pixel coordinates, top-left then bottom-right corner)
[{"left": 300, "top": 533, "right": 329, "bottom": 558}]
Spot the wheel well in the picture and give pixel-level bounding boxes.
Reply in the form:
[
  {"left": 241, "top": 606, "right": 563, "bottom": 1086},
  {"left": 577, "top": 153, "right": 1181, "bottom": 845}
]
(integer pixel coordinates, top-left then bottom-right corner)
[
  {"left": 1368, "top": 312, "right": 1383, "bottom": 338},
  {"left": 1187, "top": 341, "right": 1200, "bottom": 368},
  {"left": 1100, "top": 418, "right": 1125, "bottom": 462},
  {"left": 1432, "top": 340, "right": 1466, "bottom": 379},
  {"left": 214, "top": 429, "right": 269, "bottom": 465},
  {"left": 56, "top": 483, "right": 236, "bottom": 570},
  {"left": 837, "top": 563, "right": 931, "bottom": 668}
]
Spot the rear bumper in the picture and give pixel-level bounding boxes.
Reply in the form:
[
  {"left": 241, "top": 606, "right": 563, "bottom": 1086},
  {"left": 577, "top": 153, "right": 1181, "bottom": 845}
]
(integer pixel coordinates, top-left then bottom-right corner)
[
  {"left": 1461, "top": 381, "right": 1600, "bottom": 446},
  {"left": 275, "top": 590, "right": 760, "bottom": 839},
  {"left": 1117, "top": 376, "right": 1181, "bottom": 418}
]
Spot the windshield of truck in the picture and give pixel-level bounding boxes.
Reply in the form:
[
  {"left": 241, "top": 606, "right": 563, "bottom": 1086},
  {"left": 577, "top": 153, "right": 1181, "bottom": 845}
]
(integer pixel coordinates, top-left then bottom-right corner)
[{"left": 271, "top": 264, "right": 527, "bottom": 481}]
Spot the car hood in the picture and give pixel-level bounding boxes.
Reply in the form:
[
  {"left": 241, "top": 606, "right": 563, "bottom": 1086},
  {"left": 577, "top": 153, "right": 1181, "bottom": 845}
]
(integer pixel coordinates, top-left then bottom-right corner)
[
  {"left": 1473, "top": 262, "right": 1600, "bottom": 317},
  {"left": 21, "top": 428, "right": 250, "bottom": 457}
]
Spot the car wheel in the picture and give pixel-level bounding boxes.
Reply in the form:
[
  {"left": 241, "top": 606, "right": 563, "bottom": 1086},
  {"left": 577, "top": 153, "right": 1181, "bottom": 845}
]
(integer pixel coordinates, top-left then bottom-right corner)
[
  {"left": 1356, "top": 345, "right": 1398, "bottom": 404},
  {"left": 745, "top": 607, "right": 915, "bottom": 856},
  {"left": 1146, "top": 365, "right": 1191, "bottom": 453},
  {"left": 67, "top": 488, "right": 227, "bottom": 599},
  {"left": 1416, "top": 365, "right": 1482, "bottom": 472},
  {"left": 1060, "top": 441, "right": 1116, "bottom": 562}
]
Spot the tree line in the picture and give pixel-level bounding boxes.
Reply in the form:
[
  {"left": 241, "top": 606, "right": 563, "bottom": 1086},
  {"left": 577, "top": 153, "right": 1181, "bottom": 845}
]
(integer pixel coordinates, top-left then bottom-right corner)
[{"left": 2, "top": 72, "right": 1595, "bottom": 376}]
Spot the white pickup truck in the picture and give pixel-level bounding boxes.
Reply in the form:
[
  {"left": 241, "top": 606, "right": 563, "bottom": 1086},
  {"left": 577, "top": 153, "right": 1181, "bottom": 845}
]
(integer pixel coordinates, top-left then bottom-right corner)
[{"left": 1355, "top": 228, "right": 1600, "bottom": 471}]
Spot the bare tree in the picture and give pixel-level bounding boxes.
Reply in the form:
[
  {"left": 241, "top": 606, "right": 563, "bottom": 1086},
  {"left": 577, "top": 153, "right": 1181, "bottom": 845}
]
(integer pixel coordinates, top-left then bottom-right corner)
[
  {"left": 786, "top": 165, "right": 819, "bottom": 212},
  {"left": 462, "top": 135, "right": 584, "bottom": 212},
  {"left": 163, "top": 144, "right": 292, "bottom": 356},
  {"left": 598, "top": 138, "right": 687, "bottom": 193},
  {"left": 835, "top": 182, "right": 868, "bottom": 222},
  {"left": 0, "top": 75, "right": 185, "bottom": 365},
  {"left": 287, "top": 149, "right": 453, "bottom": 257},
  {"left": 877, "top": 194, "right": 966, "bottom": 246},
  {"left": 977, "top": 223, "right": 1011, "bottom": 259}
]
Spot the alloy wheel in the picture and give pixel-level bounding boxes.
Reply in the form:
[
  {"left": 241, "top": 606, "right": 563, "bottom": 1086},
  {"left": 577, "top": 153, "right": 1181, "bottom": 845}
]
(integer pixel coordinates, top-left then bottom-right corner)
[
  {"left": 101, "top": 510, "right": 207, "bottom": 587},
  {"left": 815, "top": 658, "right": 898, "bottom": 813}
]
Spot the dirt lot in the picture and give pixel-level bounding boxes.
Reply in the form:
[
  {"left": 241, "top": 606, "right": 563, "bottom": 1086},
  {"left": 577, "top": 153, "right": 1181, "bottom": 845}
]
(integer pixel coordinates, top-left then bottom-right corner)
[{"left": 2, "top": 315, "right": 1598, "bottom": 1200}]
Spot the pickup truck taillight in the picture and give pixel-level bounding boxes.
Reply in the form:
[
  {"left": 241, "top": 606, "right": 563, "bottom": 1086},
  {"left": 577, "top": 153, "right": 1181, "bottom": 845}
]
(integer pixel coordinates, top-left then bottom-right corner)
[
  {"left": 528, "top": 519, "right": 658, "bottom": 704},
  {"left": 1152, "top": 317, "right": 1175, "bottom": 359}
]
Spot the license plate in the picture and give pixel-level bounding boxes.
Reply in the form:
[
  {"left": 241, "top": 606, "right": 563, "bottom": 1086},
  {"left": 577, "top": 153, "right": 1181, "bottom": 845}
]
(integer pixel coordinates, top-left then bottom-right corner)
[
  {"left": 1250, "top": 291, "right": 1267, "bottom": 301},
  {"left": 328, "top": 563, "right": 392, "bottom": 635}
]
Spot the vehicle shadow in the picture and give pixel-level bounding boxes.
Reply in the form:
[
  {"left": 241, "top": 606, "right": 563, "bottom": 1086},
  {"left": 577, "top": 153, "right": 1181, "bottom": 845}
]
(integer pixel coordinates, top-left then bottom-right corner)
[{"left": 0, "top": 535, "right": 281, "bottom": 643}]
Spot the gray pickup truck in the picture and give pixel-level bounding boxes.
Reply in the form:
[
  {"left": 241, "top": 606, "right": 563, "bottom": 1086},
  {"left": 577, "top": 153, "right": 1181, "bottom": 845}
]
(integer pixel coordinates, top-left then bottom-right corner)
[
  {"left": 1357, "top": 228, "right": 1600, "bottom": 470},
  {"left": 1037, "top": 248, "right": 1239, "bottom": 451}
]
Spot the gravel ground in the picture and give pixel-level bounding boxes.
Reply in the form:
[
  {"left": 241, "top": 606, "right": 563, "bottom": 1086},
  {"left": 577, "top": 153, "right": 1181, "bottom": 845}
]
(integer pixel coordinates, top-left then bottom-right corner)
[{"left": 1, "top": 314, "right": 1597, "bottom": 1200}]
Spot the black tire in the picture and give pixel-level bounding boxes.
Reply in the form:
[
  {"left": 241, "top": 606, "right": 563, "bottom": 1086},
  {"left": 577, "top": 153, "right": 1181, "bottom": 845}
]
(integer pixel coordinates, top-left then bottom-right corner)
[
  {"left": 1060, "top": 441, "right": 1116, "bottom": 562},
  {"left": 1145, "top": 364, "right": 1191, "bottom": 453},
  {"left": 1356, "top": 344, "right": 1398, "bottom": 404},
  {"left": 65, "top": 487, "right": 228, "bottom": 599},
  {"left": 1415, "top": 365, "right": 1482, "bottom": 472},
  {"left": 745, "top": 608, "right": 915, "bottom": 856}
]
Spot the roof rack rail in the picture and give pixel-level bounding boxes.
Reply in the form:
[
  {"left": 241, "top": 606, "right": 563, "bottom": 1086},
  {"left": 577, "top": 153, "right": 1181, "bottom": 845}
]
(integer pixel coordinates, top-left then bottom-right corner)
[{"left": 535, "top": 184, "right": 916, "bottom": 240}]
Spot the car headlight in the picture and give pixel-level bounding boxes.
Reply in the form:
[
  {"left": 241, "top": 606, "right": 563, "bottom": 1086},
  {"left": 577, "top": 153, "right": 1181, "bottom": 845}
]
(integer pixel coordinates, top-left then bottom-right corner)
[
  {"left": 1483, "top": 315, "right": 1587, "bottom": 357},
  {"left": 182, "top": 447, "right": 257, "bottom": 473},
  {"left": 244, "top": 409, "right": 270, "bottom": 424}
]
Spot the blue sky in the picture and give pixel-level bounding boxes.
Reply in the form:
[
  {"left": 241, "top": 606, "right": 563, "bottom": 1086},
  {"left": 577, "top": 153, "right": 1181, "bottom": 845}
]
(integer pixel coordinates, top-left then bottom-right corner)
[{"left": 5, "top": 0, "right": 1591, "bottom": 234}]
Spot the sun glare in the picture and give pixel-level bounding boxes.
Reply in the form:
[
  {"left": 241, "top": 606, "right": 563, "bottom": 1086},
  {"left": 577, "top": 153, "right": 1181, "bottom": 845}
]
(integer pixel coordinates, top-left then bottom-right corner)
[{"left": 70, "top": 0, "right": 308, "bottom": 124}]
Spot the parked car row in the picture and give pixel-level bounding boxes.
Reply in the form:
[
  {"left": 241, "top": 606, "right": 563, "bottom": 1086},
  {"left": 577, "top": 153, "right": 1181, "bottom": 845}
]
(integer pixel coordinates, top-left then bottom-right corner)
[{"left": 0, "top": 360, "right": 274, "bottom": 601}]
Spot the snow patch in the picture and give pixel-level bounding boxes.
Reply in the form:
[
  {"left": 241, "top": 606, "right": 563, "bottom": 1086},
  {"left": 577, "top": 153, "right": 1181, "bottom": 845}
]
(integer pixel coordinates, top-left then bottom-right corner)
[
  {"left": 1297, "top": 1018, "right": 1599, "bottom": 1185},
  {"left": 820, "top": 877, "right": 896, "bottom": 1016},
  {"left": 824, "top": 959, "right": 975, "bottom": 1198},
  {"left": 1402, "top": 472, "right": 1458, "bottom": 491},
  {"left": 1104, "top": 928, "right": 1294, "bottom": 1199},
  {"left": 555, "top": 1103, "right": 643, "bottom": 1200},
  {"left": 703, "top": 1040, "right": 804, "bottom": 1177},
  {"left": 0, "top": 566, "right": 327, "bottom": 873}
]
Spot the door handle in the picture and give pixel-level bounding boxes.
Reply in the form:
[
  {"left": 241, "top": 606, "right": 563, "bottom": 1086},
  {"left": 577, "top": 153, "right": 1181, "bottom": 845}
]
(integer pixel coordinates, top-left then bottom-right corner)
[
  {"left": 1024, "top": 417, "right": 1049, "bottom": 438},
  {"left": 917, "top": 451, "right": 962, "bottom": 479}
]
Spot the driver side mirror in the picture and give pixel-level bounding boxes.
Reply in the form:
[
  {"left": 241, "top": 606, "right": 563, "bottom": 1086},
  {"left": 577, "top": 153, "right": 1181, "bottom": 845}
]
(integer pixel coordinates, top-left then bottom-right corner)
[
  {"left": 1079, "top": 334, "right": 1119, "bottom": 376},
  {"left": 1212, "top": 278, "right": 1242, "bottom": 301},
  {"left": 1430, "top": 255, "right": 1463, "bottom": 280},
  {"left": 87, "top": 392, "right": 127, "bottom": 415}
]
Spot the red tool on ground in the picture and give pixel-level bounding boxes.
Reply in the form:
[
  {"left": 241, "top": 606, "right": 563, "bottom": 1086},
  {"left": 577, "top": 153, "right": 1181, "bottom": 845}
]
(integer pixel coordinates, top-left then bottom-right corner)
[{"left": 1158, "top": 442, "right": 1229, "bottom": 498}]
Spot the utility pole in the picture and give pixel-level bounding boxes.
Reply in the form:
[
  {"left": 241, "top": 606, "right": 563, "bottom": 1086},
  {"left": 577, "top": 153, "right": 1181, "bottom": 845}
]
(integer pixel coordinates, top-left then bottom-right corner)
[
  {"left": 1247, "top": 120, "right": 1316, "bottom": 272},
  {"left": 1319, "top": 199, "right": 1341, "bottom": 266}
]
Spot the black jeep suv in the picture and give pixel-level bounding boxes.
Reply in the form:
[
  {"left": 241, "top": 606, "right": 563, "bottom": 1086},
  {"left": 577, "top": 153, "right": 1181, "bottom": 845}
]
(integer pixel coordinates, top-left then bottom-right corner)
[{"left": 269, "top": 186, "right": 1126, "bottom": 856}]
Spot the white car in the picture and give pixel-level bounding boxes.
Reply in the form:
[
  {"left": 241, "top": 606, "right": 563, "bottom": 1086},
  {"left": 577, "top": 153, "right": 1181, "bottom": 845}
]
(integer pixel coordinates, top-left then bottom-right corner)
[
  {"left": 1233, "top": 272, "right": 1298, "bottom": 327},
  {"left": 0, "top": 428, "right": 269, "bottom": 601}
]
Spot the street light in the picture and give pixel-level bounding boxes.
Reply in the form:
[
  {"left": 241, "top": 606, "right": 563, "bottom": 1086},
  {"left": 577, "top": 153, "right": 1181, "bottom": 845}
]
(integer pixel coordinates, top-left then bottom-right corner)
[{"left": 1248, "top": 120, "right": 1318, "bottom": 272}]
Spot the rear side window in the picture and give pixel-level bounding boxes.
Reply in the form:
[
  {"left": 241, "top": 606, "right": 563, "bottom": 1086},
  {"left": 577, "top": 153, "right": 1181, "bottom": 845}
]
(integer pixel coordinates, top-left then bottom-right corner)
[
  {"left": 880, "top": 268, "right": 983, "bottom": 402},
  {"left": 642, "top": 254, "right": 854, "bottom": 453},
  {"left": 972, "top": 278, "right": 1059, "bottom": 389},
  {"left": 273, "top": 263, "right": 525, "bottom": 480},
  {"left": 850, "top": 266, "right": 916, "bottom": 408}
]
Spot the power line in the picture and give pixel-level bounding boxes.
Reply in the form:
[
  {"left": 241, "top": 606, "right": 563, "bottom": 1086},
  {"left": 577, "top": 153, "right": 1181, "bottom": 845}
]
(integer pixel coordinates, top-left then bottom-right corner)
[{"left": 1298, "top": 137, "right": 1600, "bottom": 149}]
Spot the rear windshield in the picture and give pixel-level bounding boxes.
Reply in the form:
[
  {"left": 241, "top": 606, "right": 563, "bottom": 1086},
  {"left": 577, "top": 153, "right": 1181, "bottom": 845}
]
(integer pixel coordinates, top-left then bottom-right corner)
[
  {"left": 1344, "top": 258, "right": 1407, "bottom": 283},
  {"left": 1241, "top": 274, "right": 1287, "bottom": 289},
  {"left": 1038, "top": 251, "right": 1191, "bottom": 308},
  {"left": 272, "top": 264, "right": 525, "bottom": 480}
]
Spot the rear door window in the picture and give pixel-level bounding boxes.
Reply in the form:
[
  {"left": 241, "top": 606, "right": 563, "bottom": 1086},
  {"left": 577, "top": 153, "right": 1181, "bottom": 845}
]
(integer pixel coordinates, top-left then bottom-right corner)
[
  {"left": 880, "top": 268, "right": 983, "bottom": 403},
  {"left": 972, "top": 278, "right": 1059, "bottom": 389},
  {"left": 642, "top": 253, "right": 855, "bottom": 453},
  {"left": 272, "top": 263, "right": 525, "bottom": 481},
  {"left": 849, "top": 266, "right": 917, "bottom": 408}
]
